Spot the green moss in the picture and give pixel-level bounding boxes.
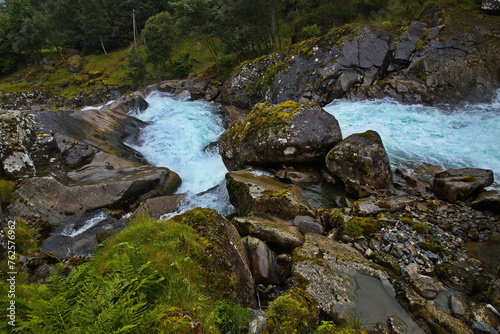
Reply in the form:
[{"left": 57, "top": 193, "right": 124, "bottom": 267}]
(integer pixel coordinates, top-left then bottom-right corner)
[
  {"left": 358, "top": 131, "right": 376, "bottom": 139},
  {"left": 0, "top": 179, "right": 16, "bottom": 206},
  {"left": 261, "top": 189, "right": 290, "bottom": 199},
  {"left": 376, "top": 201, "right": 392, "bottom": 209},
  {"left": 343, "top": 217, "right": 380, "bottom": 238},
  {"left": 417, "top": 240, "right": 449, "bottom": 255},
  {"left": 346, "top": 151, "right": 356, "bottom": 163},
  {"left": 358, "top": 165, "right": 371, "bottom": 175},
  {"left": 264, "top": 288, "right": 319, "bottom": 334},
  {"left": 461, "top": 175, "right": 477, "bottom": 182}
]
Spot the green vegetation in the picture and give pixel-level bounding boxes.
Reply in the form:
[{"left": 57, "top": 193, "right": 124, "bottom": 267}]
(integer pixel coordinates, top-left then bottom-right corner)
[
  {"left": 342, "top": 216, "right": 381, "bottom": 238},
  {"left": 10, "top": 215, "right": 250, "bottom": 333},
  {"left": 0, "top": 179, "right": 16, "bottom": 206},
  {"left": 264, "top": 288, "right": 319, "bottom": 334}
]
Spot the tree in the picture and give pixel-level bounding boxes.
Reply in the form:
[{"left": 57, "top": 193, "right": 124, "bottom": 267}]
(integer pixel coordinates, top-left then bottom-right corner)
[
  {"left": 0, "top": 12, "right": 19, "bottom": 74},
  {"left": 77, "top": 0, "right": 114, "bottom": 53},
  {"left": 142, "top": 11, "right": 177, "bottom": 72}
]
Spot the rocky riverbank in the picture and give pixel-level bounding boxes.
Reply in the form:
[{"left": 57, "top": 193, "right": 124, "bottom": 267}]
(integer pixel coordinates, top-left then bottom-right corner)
[{"left": 0, "top": 90, "right": 499, "bottom": 333}]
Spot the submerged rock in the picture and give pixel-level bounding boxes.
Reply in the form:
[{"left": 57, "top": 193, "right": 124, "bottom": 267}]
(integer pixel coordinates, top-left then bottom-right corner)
[
  {"left": 325, "top": 130, "right": 392, "bottom": 198},
  {"left": 219, "top": 101, "right": 342, "bottom": 170}
]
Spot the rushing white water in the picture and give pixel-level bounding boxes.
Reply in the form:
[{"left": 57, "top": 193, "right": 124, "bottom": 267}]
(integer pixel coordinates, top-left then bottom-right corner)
[
  {"left": 324, "top": 92, "right": 500, "bottom": 188},
  {"left": 130, "top": 91, "right": 234, "bottom": 215}
]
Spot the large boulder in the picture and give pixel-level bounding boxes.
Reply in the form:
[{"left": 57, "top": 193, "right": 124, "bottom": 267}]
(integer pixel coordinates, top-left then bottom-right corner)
[
  {"left": 325, "top": 130, "right": 392, "bottom": 198},
  {"left": 243, "top": 236, "right": 280, "bottom": 285},
  {"left": 11, "top": 163, "right": 181, "bottom": 225},
  {"left": 432, "top": 168, "right": 494, "bottom": 203},
  {"left": 226, "top": 171, "right": 314, "bottom": 220},
  {"left": 107, "top": 91, "right": 149, "bottom": 114},
  {"left": 170, "top": 208, "right": 257, "bottom": 307},
  {"left": 219, "top": 101, "right": 342, "bottom": 170}
]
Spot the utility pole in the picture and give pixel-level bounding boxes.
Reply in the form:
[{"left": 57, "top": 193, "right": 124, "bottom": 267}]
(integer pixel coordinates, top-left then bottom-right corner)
[{"left": 133, "top": 9, "right": 138, "bottom": 48}]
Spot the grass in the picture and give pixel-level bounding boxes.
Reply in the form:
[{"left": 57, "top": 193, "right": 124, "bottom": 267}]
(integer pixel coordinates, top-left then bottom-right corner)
[{"left": 10, "top": 215, "right": 250, "bottom": 333}]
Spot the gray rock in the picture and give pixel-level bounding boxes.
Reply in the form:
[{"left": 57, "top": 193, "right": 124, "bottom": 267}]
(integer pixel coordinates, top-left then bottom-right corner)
[
  {"left": 471, "top": 322, "right": 498, "bottom": 334},
  {"left": 132, "top": 194, "right": 185, "bottom": 219},
  {"left": 107, "top": 91, "right": 149, "bottom": 114},
  {"left": 292, "top": 215, "right": 324, "bottom": 235},
  {"left": 232, "top": 216, "right": 304, "bottom": 252},
  {"left": 450, "top": 294, "right": 466, "bottom": 316},
  {"left": 219, "top": 101, "right": 342, "bottom": 170},
  {"left": 432, "top": 168, "right": 494, "bottom": 203},
  {"left": 325, "top": 130, "right": 392, "bottom": 198},
  {"left": 243, "top": 236, "right": 280, "bottom": 285}
]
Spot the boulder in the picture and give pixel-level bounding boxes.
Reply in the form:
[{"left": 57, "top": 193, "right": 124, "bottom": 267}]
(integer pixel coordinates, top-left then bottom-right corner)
[
  {"left": 107, "top": 91, "right": 149, "bottom": 114},
  {"left": 471, "top": 190, "right": 500, "bottom": 213},
  {"left": 66, "top": 55, "right": 83, "bottom": 73},
  {"left": 11, "top": 164, "right": 181, "bottom": 225},
  {"left": 132, "top": 194, "right": 185, "bottom": 219},
  {"left": 432, "top": 168, "right": 494, "bottom": 203},
  {"left": 0, "top": 111, "right": 60, "bottom": 179},
  {"left": 353, "top": 197, "right": 415, "bottom": 216},
  {"left": 243, "top": 236, "right": 280, "bottom": 285},
  {"left": 225, "top": 171, "right": 314, "bottom": 220},
  {"left": 325, "top": 130, "right": 392, "bottom": 198},
  {"left": 220, "top": 101, "right": 342, "bottom": 171},
  {"left": 232, "top": 216, "right": 304, "bottom": 252},
  {"left": 170, "top": 208, "right": 257, "bottom": 307},
  {"left": 154, "top": 77, "right": 222, "bottom": 101}
]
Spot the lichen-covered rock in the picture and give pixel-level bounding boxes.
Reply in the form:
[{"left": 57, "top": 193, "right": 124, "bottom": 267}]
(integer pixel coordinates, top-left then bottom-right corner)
[
  {"left": 220, "top": 101, "right": 342, "bottom": 171},
  {"left": 0, "top": 110, "right": 59, "bottom": 179},
  {"left": 243, "top": 236, "right": 280, "bottom": 285},
  {"left": 432, "top": 168, "right": 494, "bottom": 203},
  {"left": 353, "top": 197, "right": 415, "bottom": 216},
  {"left": 11, "top": 164, "right": 181, "bottom": 225},
  {"left": 225, "top": 171, "right": 314, "bottom": 220},
  {"left": 170, "top": 208, "right": 257, "bottom": 307},
  {"left": 232, "top": 216, "right": 304, "bottom": 253},
  {"left": 325, "top": 130, "right": 392, "bottom": 198}
]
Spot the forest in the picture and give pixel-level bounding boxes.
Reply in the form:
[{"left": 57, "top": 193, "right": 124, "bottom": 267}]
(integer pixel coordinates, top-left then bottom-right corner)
[{"left": 0, "top": 0, "right": 424, "bottom": 80}]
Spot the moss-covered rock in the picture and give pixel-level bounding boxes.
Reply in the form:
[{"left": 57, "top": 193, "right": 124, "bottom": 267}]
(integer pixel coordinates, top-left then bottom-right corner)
[
  {"left": 225, "top": 171, "right": 314, "bottom": 220},
  {"left": 219, "top": 101, "right": 342, "bottom": 171},
  {"left": 325, "top": 130, "right": 392, "bottom": 198},
  {"left": 170, "top": 208, "right": 257, "bottom": 307},
  {"left": 264, "top": 288, "right": 319, "bottom": 334}
]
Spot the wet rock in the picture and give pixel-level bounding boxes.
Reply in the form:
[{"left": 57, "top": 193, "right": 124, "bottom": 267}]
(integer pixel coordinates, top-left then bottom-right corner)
[
  {"left": 11, "top": 164, "right": 181, "bottom": 225},
  {"left": 156, "top": 77, "right": 222, "bottom": 101},
  {"left": 243, "top": 236, "right": 280, "bottom": 285},
  {"left": 220, "top": 101, "right": 342, "bottom": 170},
  {"left": 232, "top": 216, "right": 304, "bottom": 252},
  {"left": 325, "top": 130, "right": 392, "bottom": 198},
  {"left": 170, "top": 208, "right": 257, "bottom": 307},
  {"left": 432, "top": 168, "right": 494, "bottom": 203},
  {"left": 132, "top": 194, "right": 185, "bottom": 219},
  {"left": 471, "top": 191, "right": 500, "bottom": 213},
  {"left": 107, "top": 91, "right": 149, "bottom": 114},
  {"left": 225, "top": 171, "right": 314, "bottom": 220}
]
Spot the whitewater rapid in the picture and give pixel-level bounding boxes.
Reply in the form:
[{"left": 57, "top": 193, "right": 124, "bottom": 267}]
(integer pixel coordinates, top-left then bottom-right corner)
[
  {"left": 324, "top": 92, "right": 500, "bottom": 189},
  {"left": 130, "top": 90, "right": 500, "bottom": 216}
]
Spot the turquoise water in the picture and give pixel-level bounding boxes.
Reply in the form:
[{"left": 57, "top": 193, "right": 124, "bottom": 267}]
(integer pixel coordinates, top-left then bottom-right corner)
[{"left": 324, "top": 92, "right": 500, "bottom": 188}]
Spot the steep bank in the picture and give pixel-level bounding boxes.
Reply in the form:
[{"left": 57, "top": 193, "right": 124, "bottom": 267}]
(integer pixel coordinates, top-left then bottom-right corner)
[{"left": 221, "top": 0, "right": 500, "bottom": 109}]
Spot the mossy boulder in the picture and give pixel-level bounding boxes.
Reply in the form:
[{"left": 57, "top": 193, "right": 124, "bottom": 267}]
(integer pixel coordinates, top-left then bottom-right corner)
[
  {"left": 66, "top": 55, "right": 83, "bottom": 73},
  {"left": 263, "top": 288, "right": 319, "bottom": 334},
  {"left": 225, "top": 171, "right": 314, "bottom": 220},
  {"left": 325, "top": 130, "right": 392, "bottom": 198},
  {"left": 170, "top": 208, "right": 257, "bottom": 307},
  {"left": 219, "top": 101, "right": 342, "bottom": 171},
  {"left": 432, "top": 168, "right": 494, "bottom": 203}
]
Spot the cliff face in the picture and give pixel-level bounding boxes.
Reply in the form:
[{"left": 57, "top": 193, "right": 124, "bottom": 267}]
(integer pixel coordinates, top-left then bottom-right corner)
[{"left": 221, "top": 1, "right": 500, "bottom": 108}]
